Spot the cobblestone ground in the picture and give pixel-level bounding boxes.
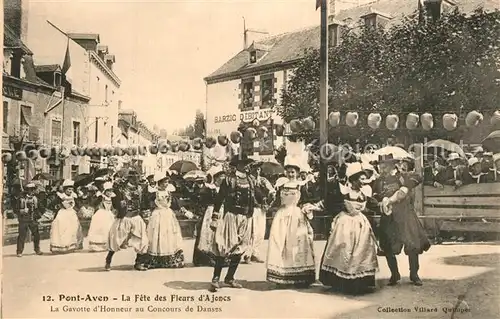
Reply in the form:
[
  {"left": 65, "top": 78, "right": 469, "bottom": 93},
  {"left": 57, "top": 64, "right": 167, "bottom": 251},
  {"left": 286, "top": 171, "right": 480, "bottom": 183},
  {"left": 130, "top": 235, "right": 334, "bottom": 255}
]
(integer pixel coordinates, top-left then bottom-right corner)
[{"left": 2, "top": 239, "right": 499, "bottom": 319}]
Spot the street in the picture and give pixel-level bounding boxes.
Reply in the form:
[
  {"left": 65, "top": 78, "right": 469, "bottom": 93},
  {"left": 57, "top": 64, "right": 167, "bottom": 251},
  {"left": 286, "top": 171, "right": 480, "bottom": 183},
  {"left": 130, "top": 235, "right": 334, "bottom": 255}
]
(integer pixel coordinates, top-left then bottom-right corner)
[{"left": 2, "top": 239, "right": 500, "bottom": 318}]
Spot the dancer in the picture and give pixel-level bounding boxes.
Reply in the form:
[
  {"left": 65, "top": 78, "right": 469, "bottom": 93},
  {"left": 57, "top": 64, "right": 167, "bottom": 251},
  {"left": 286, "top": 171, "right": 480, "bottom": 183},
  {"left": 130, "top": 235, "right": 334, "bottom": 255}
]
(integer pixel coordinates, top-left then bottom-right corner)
[
  {"left": 15, "top": 182, "right": 43, "bottom": 257},
  {"left": 373, "top": 154, "right": 430, "bottom": 286},
  {"left": 49, "top": 179, "right": 84, "bottom": 254},
  {"left": 105, "top": 179, "right": 149, "bottom": 271},
  {"left": 88, "top": 182, "right": 116, "bottom": 252},
  {"left": 307, "top": 162, "right": 379, "bottom": 295},
  {"left": 207, "top": 154, "right": 256, "bottom": 292},
  {"left": 146, "top": 173, "right": 194, "bottom": 268},
  {"left": 266, "top": 155, "right": 316, "bottom": 288}
]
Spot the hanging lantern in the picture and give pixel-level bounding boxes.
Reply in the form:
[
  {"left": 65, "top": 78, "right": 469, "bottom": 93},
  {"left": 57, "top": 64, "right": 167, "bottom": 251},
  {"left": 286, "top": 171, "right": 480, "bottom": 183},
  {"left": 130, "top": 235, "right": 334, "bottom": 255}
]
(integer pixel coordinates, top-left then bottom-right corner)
[
  {"left": 171, "top": 143, "right": 179, "bottom": 153},
  {"left": 205, "top": 137, "right": 216, "bottom": 148},
  {"left": 27, "top": 149, "right": 39, "bottom": 160},
  {"left": 70, "top": 146, "right": 79, "bottom": 156},
  {"left": 275, "top": 124, "right": 284, "bottom": 136},
  {"left": 230, "top": 131, "right": 242, "bottom": 144},
  {"left": 246, "top": 127, "right": 257, "bottom": 140},
  {"left": 252, "top": 119, "right": 260, "bottom": 127},
  {"left": 346, "top": 112, "right": 359, "bottom": 127},
  {"left": 465, "top": 111, "right": 483, "bottom": 127},
  {"left": 38, "top": 147, "right": 51, "bottom": 159},
  {"left": 16, "top": 151, "right": 27, "bottom": 161},
  {"left": 302, "top": 117, "right": 315, "bottom": 130},
  {"left": 90, "top": 146, "right": 100, "bottom": 156},
  {"left": 192, "top": 137, "right": 203, "bottom": 150},
  {"left": 149, "top": 143, "right": 159, "bottom": 155},
  {"left": 178, "top": 141, "right": 190, "bottom": 152},
  {"left": 491, "top": 110, "right": 500, "bottom": 126},
  {"left": 443, "top": 113, "right": 458, "bottom": 131},
  {"left": 158, "top": 140, "right": 170, "bottom": 154},
  {"left": 218, "top": 135, "right": 228, "bottom": 146},
  {"left": 289, "top": 119, "right": 303, "bottom": 132},
  {"left": 2, "top": 153, "right": 12, "bottom": 163},
  {"left": 258, "top": 126, "right": 269, "bottom": 138},
  {"left": 137, "top": 145, "right": 148, "bottom": 155},
  {"left": 114, "top": 147, "right": 124, "bottom": 156},
  {"left": 83, "top": 147, "right": 93, "bottom": 157},
  {"left": 406, "top": 113, "right": 419, "bottom": 130},
  {"left": 421, "top": 113, "right": 434, "bottom": 131},
  {"left": 328, "top": 112, "right": 340, "bottom": 127},
  {"left": 386, "top": 114, "right": 399, "bottom": 131},
  {"left": 367, "top": 113, "right": 382, "bottom": 129},
  {"left": 106, "top": 146, "right": 115, "bottom": 156}
]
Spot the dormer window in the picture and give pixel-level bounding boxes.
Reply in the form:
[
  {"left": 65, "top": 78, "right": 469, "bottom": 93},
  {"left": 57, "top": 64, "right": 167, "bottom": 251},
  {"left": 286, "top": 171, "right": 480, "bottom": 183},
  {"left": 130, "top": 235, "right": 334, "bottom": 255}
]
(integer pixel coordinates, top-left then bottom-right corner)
[
  {"left": 54, "top": 71, "right": 62, "bottom": 87},
  {"left": 328, "top": 24, "right": 341, "bottom": 47},
  {"left": 361, "top": 10, "right": 392, "bottom": 29},
  {"left": 423, "top": 0, "right": 454, "bottom": 21},
  {"left": 249, "top": 50, "right": 257, "bottom": 64}
]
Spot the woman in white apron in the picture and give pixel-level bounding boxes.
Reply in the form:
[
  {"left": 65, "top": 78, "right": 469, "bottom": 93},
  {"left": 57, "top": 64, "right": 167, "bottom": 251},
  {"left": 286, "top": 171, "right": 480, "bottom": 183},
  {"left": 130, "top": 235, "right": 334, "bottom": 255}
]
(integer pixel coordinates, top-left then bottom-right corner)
[
  {"left": 266, "top": 156, "right": 316, "bottom": 288},
  {"left": 146, "top": 173, "right": 194, "bottom": 268},
  {"left": 88, "top": 182, "right": 116, "bottom": 252},
  {"left": 50, "top": 179, "right": 83, "bottom": 254}
]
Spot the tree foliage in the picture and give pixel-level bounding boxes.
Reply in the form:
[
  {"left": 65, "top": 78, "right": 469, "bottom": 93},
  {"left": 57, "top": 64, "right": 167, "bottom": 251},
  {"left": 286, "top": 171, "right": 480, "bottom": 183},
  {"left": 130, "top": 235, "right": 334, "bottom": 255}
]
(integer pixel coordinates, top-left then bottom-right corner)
[
  {"left": 278, "top": 8, "right": 500, "bottom": 145},
  {"left": 194, "top": 110, "right": 206, "bottom": 138}
]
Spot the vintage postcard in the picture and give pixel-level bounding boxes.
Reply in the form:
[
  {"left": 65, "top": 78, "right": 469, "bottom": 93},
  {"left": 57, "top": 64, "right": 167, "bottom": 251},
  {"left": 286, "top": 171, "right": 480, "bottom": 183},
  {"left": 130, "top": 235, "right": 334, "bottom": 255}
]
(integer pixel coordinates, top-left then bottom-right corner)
[{"left": 2, "top": 0, "right": 500, "bottom": 318}]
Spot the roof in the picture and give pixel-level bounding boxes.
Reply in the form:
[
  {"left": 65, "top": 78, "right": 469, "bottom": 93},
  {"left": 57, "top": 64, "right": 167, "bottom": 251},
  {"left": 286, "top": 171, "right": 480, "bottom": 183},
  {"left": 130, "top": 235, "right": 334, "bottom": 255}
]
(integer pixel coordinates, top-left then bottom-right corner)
[
  {"left": 205, "top": 0, "right": 498, "bottom": 82},
  {"left": 67, "top": 33, "right": 100, "bottom": 42},
  {"left": 34, "top": 64, "right": 61, "bottom": 73},
  {"left": 3, "top": 24, "right": 33, "bottom": 55}
]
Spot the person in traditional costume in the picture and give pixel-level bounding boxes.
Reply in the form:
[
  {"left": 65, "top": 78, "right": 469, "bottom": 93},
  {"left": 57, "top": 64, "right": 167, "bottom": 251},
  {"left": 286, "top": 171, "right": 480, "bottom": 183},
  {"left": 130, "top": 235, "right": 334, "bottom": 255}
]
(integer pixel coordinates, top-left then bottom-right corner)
[
  {"left": 146, "top": 172, "right": 194, "bottom": 268},
  {"left": 191, "top": 174, "right": 219, "bottom": 267},
  {"left": 465, "top": 157, "right": 488, "bottom": 184},
  {"left": 305, "top": 162, "right": 379, "bottom": 295},
  {"left": 207, "top": 154, "right": 256, "bottom": 292},
  {"left": 486, "top": 153, "right": 500, "bottom": 183},
  {"left": 15, "top": 182, "right": 43, "bottom": 257},
  {"left": 140, "top": 174, "right": 157, "bottom": 221},
  {"left": 88, "top": 182, "right": 116, "bottom": 252},
  {"left": 266, "top": 155, "right": 316, "bottom": 288},
  {"left": 49, "top": 179, "right": 84, "bottom": 254},
  {"left": 373, "top": 154, "right": 430, "bottom": 286},
  {"left": 105, "top": 179, "right": 149, "bottom": 271},
  {"left": 243, "top": 163, "right": 276, "bottom": 264},
  {"left": 75, "top": 185, "right": 96, "bottom": 219}
]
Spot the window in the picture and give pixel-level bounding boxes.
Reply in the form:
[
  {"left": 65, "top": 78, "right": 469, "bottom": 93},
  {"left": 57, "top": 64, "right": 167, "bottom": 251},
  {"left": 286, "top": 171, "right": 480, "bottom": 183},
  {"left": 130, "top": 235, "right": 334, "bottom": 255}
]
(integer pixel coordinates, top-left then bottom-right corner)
[
  {"left": 3, "top": 101, "right": 8, "bottom": 133},
  {"left": 241, "top": 80, "right": 254, "bottom": 110},
  {"left": 20, "top": 105, "right": 33, "bottom": 137},
  {"left": 260, "top": 77, "right": 274, "bottom": 109},
  {"left": 258, "top": 122, "right": 274, "bottom": 155},
  {"left": 95, "top": 118, "right": 99, "bottom": 143},
  {"left": 424, "top": 0, "right": 442, "bottom": 21},
  {"left": 51, "top": 119, "right": 62, "bottom": 144},
  {"left": 105, "top": 84, "right": 108, "bottom": 103},
  {"left": 328, "top": 24, "right": 340, "bottom": 47},
  {"left": 365, "top": 16, "right": 377, "bottom": 28},
  {"left": 71, "top": 165, "right": 79, "bottom": 179},
  {"left": 249, "top": 50, "right": 257, "bottom": 64},
  {"left": 54, "top": 72, "right": 62, "bottom": 87},
  {"left": 72, "top": 121, "right": 81, "bottom": 146}
]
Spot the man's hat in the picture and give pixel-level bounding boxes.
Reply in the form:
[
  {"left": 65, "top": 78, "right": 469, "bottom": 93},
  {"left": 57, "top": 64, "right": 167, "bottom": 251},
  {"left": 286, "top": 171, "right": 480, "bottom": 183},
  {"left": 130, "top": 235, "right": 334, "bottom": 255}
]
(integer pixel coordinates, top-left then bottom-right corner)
[
  {"left": 229, "top": 154, "right": 254, "bottom": 167},
  {"left": 377, "top": 154, "right": 399, "bottom": 164},
  {"left": 25, "top": 182, "right": 36, "bottom": 189},
  {"left": 146, "top": 174, "right": 154, "bottom": 180},
  {"left": 62, "top": 179, "right": 75, "bottom": 188}
]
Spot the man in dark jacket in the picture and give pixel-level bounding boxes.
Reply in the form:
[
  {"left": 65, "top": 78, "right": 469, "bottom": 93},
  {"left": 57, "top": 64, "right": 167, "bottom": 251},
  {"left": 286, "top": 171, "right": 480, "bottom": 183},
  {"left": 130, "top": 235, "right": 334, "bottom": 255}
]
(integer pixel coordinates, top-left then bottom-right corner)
[{"left": 15, "top": 183, "right": 43, "bottom": 257}]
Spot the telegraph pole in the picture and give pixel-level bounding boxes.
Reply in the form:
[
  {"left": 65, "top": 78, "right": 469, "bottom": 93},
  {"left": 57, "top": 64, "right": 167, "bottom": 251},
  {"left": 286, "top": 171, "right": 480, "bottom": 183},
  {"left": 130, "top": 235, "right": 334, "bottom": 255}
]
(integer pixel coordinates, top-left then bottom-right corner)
[{"left": 319, "top": 0, "right": 329, "bottom": 209}]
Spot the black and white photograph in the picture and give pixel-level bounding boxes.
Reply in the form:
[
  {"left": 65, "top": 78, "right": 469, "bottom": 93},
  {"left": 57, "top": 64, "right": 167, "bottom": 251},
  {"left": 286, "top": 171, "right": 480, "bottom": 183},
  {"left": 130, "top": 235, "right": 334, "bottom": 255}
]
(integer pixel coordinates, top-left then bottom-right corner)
[{"left": 1, "top": 0, "right": 500, "bottom": 318}]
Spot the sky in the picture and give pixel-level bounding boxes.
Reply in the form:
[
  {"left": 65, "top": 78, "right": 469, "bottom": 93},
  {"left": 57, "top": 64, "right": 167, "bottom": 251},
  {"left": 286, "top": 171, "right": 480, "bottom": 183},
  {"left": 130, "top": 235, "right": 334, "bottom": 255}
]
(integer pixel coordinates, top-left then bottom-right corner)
[{"left": 28, "top": 0, "right": 361, "bottom": 132}]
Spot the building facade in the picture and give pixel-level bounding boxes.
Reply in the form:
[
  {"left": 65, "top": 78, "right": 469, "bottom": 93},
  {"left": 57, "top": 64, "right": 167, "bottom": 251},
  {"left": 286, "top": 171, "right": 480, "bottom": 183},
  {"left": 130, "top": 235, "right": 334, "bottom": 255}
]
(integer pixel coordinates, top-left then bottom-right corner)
[{"left": 204, "top": 0, "right": 496, "bottom": 158}]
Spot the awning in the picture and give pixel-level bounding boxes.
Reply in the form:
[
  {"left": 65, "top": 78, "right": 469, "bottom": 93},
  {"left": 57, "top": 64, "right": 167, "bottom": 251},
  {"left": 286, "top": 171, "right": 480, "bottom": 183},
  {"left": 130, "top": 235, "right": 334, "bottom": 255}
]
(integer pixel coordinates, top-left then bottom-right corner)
[{"left": 21, "top": 105, "right": 33, "bottom": 126}]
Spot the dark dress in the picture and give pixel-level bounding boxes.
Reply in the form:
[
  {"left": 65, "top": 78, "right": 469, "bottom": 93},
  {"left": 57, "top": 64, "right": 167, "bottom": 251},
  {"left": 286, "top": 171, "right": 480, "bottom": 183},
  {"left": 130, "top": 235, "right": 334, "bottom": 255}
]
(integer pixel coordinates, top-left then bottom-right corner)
[
  {"left": 191, "top": 185, "right": 217, "bottom": 267},
  {"left": 373, "top": 172, "right": 431, "bottom": 256}
]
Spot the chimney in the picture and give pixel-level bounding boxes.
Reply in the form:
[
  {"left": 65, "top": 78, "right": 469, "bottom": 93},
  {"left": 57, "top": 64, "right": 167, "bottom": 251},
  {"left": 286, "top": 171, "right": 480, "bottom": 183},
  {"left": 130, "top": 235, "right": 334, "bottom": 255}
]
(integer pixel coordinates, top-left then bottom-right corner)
[
  {"left": 105, "top": 54, "right": 115, "bottom": 70},
  {"left": 118, "top": 100, "right": 122, "bottom": 110},
  {"left": 329, "top": 0, "right": 336, "bottom": 16},
  {"left": 4, "top": 0, "right": 29, "bottom": 42}
]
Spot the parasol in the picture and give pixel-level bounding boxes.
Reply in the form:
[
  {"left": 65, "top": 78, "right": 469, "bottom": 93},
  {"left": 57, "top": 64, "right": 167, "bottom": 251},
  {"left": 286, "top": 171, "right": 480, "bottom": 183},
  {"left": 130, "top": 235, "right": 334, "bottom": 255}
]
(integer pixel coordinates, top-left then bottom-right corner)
[
  {"left": 33, "top": 172, "right": 55, "bottom": 181},
  {"left": 424, "top": 139, "right": 466, "bottom": 158},
  {"left": 183, "top": 170, "right": 207, "bottom": 181},
  {"left": 373, "top": 146, "right": 412, "bottom": 160},
  {"left": 73, "top": 173, "right": 93, "bottom": 187},
  {"left": 169, "top": 160, "right": 198, "bottom": 174},
  {"left": 93, "top": 168, "right": 113, "bottom": 178},
  {"left": 257, "top": 161, "right": 284, "bottom": 176},
  {"left": 482, "top": 130, "right": 500, "bottom": 153}
]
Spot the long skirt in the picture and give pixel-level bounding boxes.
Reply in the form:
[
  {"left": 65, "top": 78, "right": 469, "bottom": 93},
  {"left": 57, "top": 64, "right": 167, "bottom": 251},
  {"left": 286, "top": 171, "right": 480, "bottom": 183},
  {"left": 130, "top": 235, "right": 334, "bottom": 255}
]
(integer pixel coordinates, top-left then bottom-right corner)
[
  {"left": 319, "top": 211, "right": 378, "bottom": 294},
  {"left": 87, "top": 209, "right": 115, "bottom": 252},
  {"left": 266, "top": 206, "right": 316, "bottom": 285},
  {"left": 108, "top": 215, "right": 148, "bottom": 254},
  {"left": 146, "top": 207, "right": 184, "bottom": 268},
  {"left": 204, "top": 211, "right": 253, "bottom": 259},
  {"left": 243, "top": 207, "right": 267, "bottom": 260},
  {"left": 50, "top": 208, "right": 83, "bottom": 254},
  {"left": 193, "top": 205, "right": 217, "bottom": 267}
]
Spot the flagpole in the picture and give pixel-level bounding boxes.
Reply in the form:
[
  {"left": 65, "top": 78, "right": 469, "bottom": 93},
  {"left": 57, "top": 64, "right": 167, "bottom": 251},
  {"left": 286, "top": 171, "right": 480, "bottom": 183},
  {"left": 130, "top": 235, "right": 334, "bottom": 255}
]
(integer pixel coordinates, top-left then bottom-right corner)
[{"left": 319, "top": 0, "right": 329, "bottom": 214}]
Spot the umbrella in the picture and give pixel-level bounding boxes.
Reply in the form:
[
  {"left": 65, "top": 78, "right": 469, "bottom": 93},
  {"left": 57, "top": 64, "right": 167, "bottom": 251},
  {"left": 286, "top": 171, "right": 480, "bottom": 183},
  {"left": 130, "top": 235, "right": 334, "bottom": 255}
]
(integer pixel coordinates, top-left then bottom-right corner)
[
  {"left": 93, "top": 168, "right": 113, "bottom": 178},
  {"left": 258, "top": 161, "right": 284, "bottom": 176},
  {"left": 169, "top": 160, "right": 198, "bottom": 174},
  {"left": 373, "top": 146, "right": 412, "bottom": 160},
  {"left": 33, "top": 172, "right": 55, "bottom": 181},
  {"left": 183, "top": 170, "right": 207, "bottom": 181},
  {"left": 482, "top": 130, "right": 500, "bottom": 153},
  {"left": 74, "top": 173, "right": 93, "bottom": 187},
  {"left": 424, "top": 139, "right": 466, "bottom": 158}
]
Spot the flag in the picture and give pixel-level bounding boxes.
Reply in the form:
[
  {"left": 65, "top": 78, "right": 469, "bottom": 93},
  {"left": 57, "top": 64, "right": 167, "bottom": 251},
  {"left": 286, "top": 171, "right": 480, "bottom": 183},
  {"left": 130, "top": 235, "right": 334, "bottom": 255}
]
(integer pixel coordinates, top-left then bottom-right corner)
[
  {"left": 61, "top": 38, "right": 73, "bottom": 96},
  {"left": 316, "top": 0, "right": 322, "bottom": 10},
  {"left": 61, "top": 38, "right": 71, "bottom": 76}
]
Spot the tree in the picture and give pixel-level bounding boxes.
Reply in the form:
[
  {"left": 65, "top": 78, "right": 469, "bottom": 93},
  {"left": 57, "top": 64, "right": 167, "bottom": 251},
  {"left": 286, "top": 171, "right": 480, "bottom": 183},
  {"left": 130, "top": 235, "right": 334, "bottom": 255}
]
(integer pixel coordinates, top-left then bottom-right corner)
[
  {"left": 194, "top": 110, "right": 205, "bottom": 138},
  {"left": 278, "top": 8, "right": 500, "bottom": 146}
]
